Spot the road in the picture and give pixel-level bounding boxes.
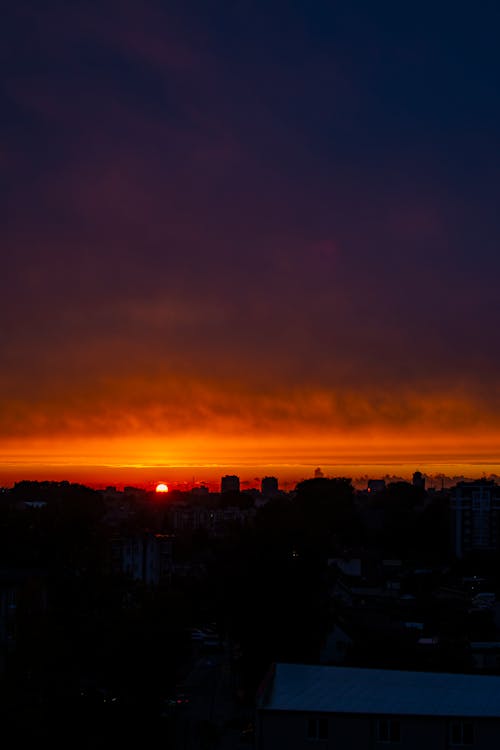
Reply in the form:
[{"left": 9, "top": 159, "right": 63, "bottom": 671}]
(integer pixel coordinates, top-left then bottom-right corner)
[{"left": 167, "top": 642, "right": 254, "bottom": 749}]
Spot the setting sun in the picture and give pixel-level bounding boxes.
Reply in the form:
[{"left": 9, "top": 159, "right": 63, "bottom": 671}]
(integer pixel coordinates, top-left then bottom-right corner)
[{"left": 155, "top": 483, "right": 169, "bottom": 493}]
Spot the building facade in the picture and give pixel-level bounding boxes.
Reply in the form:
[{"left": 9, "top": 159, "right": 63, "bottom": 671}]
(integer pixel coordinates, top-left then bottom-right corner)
[
  {"left": 256, "top": 663, "right": 500, "bottom": 750},
  {"left": 111, "top": 532, "right": 173, "bottom": 585},
  {"left": 451, "top": 480, "right": 500, "bottom": 558}
]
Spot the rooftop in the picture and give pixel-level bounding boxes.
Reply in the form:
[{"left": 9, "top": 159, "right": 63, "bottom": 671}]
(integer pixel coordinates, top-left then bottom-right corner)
[{"left": 259, "top": 663, "right": 500, "bottom": 718}]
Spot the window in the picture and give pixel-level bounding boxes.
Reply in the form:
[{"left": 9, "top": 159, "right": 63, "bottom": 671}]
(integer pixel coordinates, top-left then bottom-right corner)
[
  {"left": 376, "top": 718, "right": 400, "bottom": 743},
  {"left": 307, "top": 718, "right": 328, "bottom": 741},
  {"left": 449, "top": 720, "right": 474, "bottom": 746}
]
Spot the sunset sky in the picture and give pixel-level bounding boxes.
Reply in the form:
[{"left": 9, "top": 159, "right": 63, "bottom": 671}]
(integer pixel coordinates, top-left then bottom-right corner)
[{"left": 2, "top": 1, "right": 500, "bottom": 489}]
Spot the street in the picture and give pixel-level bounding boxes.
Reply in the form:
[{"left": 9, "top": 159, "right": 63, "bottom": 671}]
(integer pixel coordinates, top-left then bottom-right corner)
[{"left": 167, "top": 642, "right": 254, "bottom": 749}]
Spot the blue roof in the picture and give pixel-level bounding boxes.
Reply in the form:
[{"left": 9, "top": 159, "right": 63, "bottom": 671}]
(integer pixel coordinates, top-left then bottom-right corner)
[{"left": 259, "top": 663, "right": 500, "bottom": 718}]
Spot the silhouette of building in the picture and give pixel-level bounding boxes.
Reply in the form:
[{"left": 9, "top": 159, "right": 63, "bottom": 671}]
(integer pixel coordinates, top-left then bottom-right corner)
[
  {"left": 191, "top": 485, "right": 209, "bottom": 496},
  {"left": 367, "top": 479, "right": 385, "bottom": 494},
  {"left": 261, "top": 476, "right": 279, "bottom": 497},
  {"left": 451, "top": 480, "right": 500, "bottom": 558},
  {"left": 413, "top": 471, "right": 426, "bottom": 491},
  {"left": 221, "top": 475, "right": 240, "bottom": 493}
]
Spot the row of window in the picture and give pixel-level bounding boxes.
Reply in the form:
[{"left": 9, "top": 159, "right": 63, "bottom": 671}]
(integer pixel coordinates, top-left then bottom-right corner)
[{"left": 306, "top": 717, "right": 474, "bottom": 745}]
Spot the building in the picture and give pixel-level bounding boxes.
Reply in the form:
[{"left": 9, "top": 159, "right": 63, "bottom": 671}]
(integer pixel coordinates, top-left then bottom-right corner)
[
  {"left": 261, "top": 476, "right": 279, "bottom": 498},
  {"left": 221, "top": 475, "right": 240, "bottom": 493},
  {"left": 256, "top": 663, "right": 500, "bottom": 749},
  {"left": 367, "top": 479, "right": 385, "bottom": 494},
  {"left": 191, "top": 485, "right": 209, "bottom": 496},
  {"left": 168, "top": 503, "right": 251, "bottom": 535},
  {"left": 451, "top": 480, "right": 500, "bottom": 558},
  {"left": 111, "top": 532, "right": 174, "bottom": 585},
  {"left": 0, "top": 569, "right": 48, "bottom": 675},
  {"left": 413, "top": 471, "right": 426, "bottom": 491}
]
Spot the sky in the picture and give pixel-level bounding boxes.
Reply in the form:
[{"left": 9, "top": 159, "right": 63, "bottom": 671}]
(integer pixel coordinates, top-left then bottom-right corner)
[{"left": 2, "top": 0, "right": 500, "bottom": 489}]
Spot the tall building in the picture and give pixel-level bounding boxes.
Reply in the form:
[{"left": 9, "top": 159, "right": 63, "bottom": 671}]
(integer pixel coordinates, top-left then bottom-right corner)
[
  {"left": 413, "top": 471, "right": 426, "bottom": 491},
  {"left": 451, "top": 480, "right": 500, "bottom": 558},
  {"left": 261, "top": 476, "right": 279, "bottom": 497},
  {"left": 221, "top": 474, "right": 240, "bottom": 493}
]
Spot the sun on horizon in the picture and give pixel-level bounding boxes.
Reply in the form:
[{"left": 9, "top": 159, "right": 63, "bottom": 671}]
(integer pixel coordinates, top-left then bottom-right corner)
[{"left": 155, "top": 482, "right": 169, "bottom": 493}]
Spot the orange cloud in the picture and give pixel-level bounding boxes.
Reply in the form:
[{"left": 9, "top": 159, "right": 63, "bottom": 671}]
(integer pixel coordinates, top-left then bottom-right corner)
[{"left": 1, "top": 368, "right": 500, "bottom": 485}]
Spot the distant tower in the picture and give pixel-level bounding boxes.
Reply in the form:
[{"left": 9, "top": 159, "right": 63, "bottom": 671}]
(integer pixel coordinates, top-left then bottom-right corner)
[
  {"left": 221, "top": 475, "right": 240, "bottom": 493},
  {"left": 261, "top": 476, "right": 279, "bottom": 497},
  {"left": 413, "top": 471, "right": 425, "bottom": 491}
]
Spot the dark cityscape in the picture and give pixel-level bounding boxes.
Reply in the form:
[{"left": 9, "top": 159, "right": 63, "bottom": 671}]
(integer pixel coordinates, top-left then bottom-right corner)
[{"left": 2, "top": 473, "right": 500, "bottom": 747}]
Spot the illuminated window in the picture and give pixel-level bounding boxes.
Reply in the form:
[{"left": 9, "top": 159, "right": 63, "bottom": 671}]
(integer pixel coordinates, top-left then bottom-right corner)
[
  {"left": 376, "top": 718, "right": 400, "bottom": 743},
  {"left": 307, "top": 718, "right": 328, "bottom": 741},
  {"left": 449, "top": 720, "right": 474, "bottom": 746}
]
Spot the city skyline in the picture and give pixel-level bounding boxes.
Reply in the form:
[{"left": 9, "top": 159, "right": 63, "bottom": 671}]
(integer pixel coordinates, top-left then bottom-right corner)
[
  {"left": 2, "top": 2, "right": 500, "bottom": 486},
  {"left": 2, "top": 461, "right": 499, "bottom": 494}
]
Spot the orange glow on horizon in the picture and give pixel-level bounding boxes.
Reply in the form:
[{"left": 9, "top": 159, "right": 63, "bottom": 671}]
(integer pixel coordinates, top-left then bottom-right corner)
[
  {"left": 1, "top": 423, "right": 500, "bottom": 489},
  {"left": 1, "top": 381, "right": 500, "bottom": 487}
]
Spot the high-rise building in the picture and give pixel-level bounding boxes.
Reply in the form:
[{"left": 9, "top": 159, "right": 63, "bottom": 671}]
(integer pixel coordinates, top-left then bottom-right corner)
[
  {"left": 221, "top": 474, "right": 240, "bottom": 493},
  {"left": 451, "top": 480, "right": 500, "bottom": 558},
  {"left": 412, "top": 471, "right": 425, "bottom": 491},
  {"left": 261, "top": 476, "right": 279, "bottom": 497}
]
